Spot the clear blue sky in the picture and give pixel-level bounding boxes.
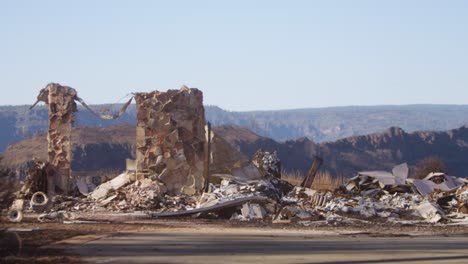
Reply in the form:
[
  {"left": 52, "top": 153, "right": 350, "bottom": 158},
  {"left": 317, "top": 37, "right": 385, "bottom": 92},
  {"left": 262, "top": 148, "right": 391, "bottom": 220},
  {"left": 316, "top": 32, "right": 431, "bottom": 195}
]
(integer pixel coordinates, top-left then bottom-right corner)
[{"left": 1, "top": 0, "right": 467, "bottom": 111}]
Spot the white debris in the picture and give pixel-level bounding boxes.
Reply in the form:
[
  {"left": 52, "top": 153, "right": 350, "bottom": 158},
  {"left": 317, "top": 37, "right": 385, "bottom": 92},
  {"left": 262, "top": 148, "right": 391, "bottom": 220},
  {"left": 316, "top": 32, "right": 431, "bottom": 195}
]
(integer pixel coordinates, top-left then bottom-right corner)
[
  {"left": 392, "top": 163, "right": 409, "bottom": 185},
  {"left": 359, "top": 205, "right": 377, "bottom": 218},
  {"left": 346, "top": 163, "right": 410, "bottom": 192},
  {"left": 76, "top": 178, "right": 89, "bottom": 195},
  {"left": 100, "top": 194, "right": 118, "bottom": 206},
  {"left": 415, "top": 201, "right": 445, "bottom": 223},
  {"left": 408, "top": 173, "right": 465, "bottom": 197},
  {"left": 90, "top": 172, "right": 132, "bottom": 200},
  {"left": 240, "top": 203, "right": 267, "bottom": 220}
]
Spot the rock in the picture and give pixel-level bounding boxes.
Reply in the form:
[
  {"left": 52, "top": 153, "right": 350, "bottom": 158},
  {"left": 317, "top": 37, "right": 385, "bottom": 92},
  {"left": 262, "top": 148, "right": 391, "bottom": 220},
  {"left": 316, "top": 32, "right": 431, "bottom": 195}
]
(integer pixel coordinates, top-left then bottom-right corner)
[
  {"left": 109, "top": 172, "right": 132, "bottom": 190},
  {"left": 90, "top": 172, "right": 132, "bottom": 201},
  {"left": 90, "top": 182, "right": 112, "bottom": 200}
]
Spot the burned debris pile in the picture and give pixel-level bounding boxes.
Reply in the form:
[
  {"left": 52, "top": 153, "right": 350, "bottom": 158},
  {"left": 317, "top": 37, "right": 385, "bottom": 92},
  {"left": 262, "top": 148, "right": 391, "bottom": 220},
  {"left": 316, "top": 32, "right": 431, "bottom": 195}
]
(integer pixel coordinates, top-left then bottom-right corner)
[
  {"left": 335, "top": 163, "right": 468, "bottom": 224},
  {"left": 7, "top": 156, "right": 468, "bottom": 226},
  {"left": 4, "top": 83, "right": 468, "bottom": 227}
]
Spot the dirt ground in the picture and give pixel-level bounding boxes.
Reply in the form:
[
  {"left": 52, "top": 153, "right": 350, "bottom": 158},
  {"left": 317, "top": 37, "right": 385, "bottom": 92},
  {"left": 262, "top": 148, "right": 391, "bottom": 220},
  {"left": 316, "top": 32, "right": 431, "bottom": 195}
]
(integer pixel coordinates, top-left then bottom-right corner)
[{"left": 1, "top": 215, "right": 468, "bottom": 264}]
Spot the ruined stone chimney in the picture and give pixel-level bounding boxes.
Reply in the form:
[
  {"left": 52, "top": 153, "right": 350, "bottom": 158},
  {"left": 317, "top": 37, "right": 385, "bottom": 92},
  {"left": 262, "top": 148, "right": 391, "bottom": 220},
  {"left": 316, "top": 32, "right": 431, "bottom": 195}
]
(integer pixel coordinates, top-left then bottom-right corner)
[
  {"left": 32, "top": 83, "right": 78, "bottom": 195},
  {"left": 134, "top": 86, "right": 206, "bottom": 195}
]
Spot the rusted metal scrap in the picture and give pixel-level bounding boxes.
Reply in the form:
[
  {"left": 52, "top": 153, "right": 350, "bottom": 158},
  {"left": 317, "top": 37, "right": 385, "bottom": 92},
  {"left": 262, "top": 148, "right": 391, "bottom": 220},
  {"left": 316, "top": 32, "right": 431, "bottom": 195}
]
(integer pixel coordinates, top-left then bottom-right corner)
[
  {"left": 134, "top": 86, "right": 207, "bottom": 196},
  {"left": 75, "top": 96, "right": 133, "bottom": 120},
  {"left": 150, "top": 196, "right": 273, "bottom": 218}
]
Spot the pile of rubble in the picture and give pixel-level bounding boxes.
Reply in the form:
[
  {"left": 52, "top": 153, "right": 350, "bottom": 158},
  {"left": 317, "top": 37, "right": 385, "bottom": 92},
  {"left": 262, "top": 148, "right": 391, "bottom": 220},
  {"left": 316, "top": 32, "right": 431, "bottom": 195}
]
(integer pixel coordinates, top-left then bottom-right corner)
[
  {"left": 68, "top": 151, "right": 288, "bottom": 216},
  {"left": 7, "top": 84, "right": 467, "bottom": 227},
  {"left": 334, "top": 163, "right": 468, "bottom": 224},
  {"left": 7, "top": 153, "right": 468, "bottom": 226}
]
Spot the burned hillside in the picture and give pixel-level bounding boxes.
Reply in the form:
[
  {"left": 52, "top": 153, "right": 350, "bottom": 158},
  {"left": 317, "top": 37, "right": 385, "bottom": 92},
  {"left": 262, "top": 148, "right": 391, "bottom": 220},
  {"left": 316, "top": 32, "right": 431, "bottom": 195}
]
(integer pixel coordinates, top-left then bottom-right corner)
[
  {"left": 4, "top": 123, "right": 468, "bottom": 184},
  {"left": 214, "top": 125, "right": 468, "bottom": 177}
]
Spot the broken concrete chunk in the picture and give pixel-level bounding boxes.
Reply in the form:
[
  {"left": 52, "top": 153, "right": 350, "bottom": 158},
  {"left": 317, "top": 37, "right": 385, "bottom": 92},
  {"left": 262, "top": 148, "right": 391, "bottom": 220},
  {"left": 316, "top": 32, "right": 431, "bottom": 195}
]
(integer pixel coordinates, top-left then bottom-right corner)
[
  {"left": 110, "top": 172, "right": 132, "bottom": 190},
  {"left": 90, "top": 181, "right": 112, "bottom": 200},
  {"left": 100, "top": 194, "right": 118, "bottom": 206},
  {"left": 90, "top": 172, "right": 133, "bottom": 201}
]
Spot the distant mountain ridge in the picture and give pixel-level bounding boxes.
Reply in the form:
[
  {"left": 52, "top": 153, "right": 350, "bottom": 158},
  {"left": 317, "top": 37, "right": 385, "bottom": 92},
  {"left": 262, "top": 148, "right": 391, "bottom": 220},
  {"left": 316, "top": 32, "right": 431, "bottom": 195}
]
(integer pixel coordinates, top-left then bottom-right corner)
[
  {"left": 3, "top": 124, "right": 468, "bottom": 180},
  {"left": 213, "top": 125, "right": 468, "bottom": 177},
  {"left": 2, "top": 104, "right": 468, "bottom": 153}
]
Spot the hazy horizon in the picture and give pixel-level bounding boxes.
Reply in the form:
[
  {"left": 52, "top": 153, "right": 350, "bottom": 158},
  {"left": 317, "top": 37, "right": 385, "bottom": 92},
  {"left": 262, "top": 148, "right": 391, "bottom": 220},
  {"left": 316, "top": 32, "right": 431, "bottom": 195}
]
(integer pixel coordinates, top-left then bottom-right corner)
[{"left": 4, "top": 101, "right": 468, "bottom": 113}]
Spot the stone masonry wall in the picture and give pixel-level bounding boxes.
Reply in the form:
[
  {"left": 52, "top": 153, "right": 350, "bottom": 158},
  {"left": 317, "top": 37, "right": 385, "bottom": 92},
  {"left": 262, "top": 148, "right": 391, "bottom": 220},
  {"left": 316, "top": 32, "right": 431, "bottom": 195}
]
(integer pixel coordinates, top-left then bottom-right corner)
[
  {"left": 46, "top": 84, "right": 77, "bottom": 194},
  {"left": 134, "top": 86, "right": 206, "bottom": 195}
]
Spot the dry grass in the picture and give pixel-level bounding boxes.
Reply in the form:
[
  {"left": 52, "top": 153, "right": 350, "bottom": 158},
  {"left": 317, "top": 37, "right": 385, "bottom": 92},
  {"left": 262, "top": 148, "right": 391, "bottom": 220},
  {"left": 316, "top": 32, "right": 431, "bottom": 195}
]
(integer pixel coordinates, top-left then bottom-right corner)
[
  {"left": 282, "top": 170, "right": 347, "bottom": 191},
  {"left": 281, "top": 170, "right": 304, "bottom": 186}
]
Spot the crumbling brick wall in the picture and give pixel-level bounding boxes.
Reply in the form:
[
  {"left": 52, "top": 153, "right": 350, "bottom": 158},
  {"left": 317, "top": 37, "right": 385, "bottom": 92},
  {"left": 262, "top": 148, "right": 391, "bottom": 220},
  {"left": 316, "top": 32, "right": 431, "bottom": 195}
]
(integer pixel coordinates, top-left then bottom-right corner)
[
  {"left": 33, "top": 83, "right": 78, "bottom": 194},
  {"left": 134, "top": 86, "right": 206, "bottom": 195}
]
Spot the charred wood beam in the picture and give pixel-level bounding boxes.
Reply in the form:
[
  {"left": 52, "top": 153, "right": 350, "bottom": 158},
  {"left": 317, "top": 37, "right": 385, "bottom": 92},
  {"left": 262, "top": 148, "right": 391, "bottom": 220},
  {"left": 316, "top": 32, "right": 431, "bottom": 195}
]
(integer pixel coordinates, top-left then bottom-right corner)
[{"left": 301, "top": 156, "right": 323, "bottom": 188}]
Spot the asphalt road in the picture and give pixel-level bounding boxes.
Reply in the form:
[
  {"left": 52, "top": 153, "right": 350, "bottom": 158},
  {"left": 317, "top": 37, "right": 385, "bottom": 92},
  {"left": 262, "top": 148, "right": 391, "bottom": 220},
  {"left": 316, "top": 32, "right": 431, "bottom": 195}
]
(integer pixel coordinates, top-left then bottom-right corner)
[{"left": 69, "top": 228, "right": 468, "bottom": 264}]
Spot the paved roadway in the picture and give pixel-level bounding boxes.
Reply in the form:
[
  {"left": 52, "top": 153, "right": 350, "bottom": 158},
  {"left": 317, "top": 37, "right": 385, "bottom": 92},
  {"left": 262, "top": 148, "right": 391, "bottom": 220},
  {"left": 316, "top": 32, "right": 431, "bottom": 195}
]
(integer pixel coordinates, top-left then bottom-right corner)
[{"left": 69, "top": 228, "right": 468, "bottom": 264}]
